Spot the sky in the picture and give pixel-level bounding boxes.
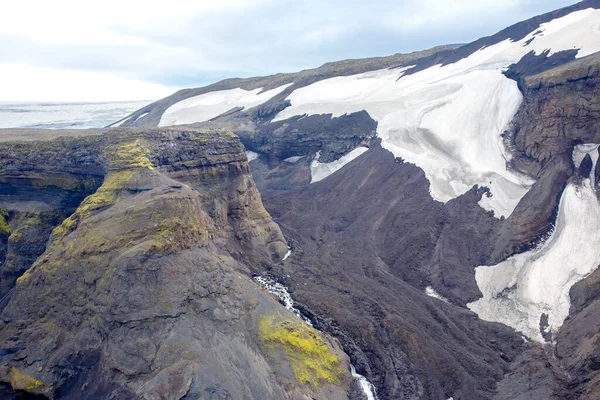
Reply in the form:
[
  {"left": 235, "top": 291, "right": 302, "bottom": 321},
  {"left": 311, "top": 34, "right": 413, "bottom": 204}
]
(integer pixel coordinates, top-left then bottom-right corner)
[{"left": 0, "top": 0, "right": 579, "bottom": 102}]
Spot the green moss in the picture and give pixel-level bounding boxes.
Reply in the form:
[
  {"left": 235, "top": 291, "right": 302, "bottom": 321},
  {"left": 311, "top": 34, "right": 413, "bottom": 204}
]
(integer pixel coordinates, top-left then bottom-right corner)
[
  {"left": 52, "top": 215, "right": 77, "bottom": 240},
  {"left": 0, "top": 213, "right": 11, "bottom": 237},
  {"left": 259, "top": 315, "right": 343, "bottom": 388},
  {"left": 107, "top": 139, "right": 154, "bottom": 170},
  {"left": 8, "top": 368, "right": 45, "bottom": 392},
  {"left": 75, "top": 169, "right": 135, "bottom": 219},
  {"left": 50, "top": 141, "right": 154, "bottom": 240}
]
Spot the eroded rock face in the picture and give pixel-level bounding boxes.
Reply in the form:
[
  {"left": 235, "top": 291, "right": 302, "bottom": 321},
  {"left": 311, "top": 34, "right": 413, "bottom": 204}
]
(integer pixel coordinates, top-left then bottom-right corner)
[
  {"left": 0, "top": 129, "right": 353, "bottom": 399},
  {"left": 511, "top": 53, "right": 600, "bottom": 169}
]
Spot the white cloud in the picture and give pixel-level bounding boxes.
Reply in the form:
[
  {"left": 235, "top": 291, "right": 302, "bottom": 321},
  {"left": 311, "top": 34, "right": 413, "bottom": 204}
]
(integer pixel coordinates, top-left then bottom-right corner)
[
  {"left": 0, "top": 63, "right": 176, "bottom": 102},
  {"left": 0, "top": 0, "right": 579, "bottom": 101}
]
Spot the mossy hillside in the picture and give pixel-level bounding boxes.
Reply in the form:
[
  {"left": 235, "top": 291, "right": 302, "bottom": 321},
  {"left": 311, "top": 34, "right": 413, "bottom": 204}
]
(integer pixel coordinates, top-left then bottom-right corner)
[
  {"left": 52, "top": 140, "right": 154, "bottom": 240},
  {"left": 259, "top": 315, "right": 343, "bottom": 388},
  {"left": 16, "top": 162, "right": 213, "bottom": 324}
]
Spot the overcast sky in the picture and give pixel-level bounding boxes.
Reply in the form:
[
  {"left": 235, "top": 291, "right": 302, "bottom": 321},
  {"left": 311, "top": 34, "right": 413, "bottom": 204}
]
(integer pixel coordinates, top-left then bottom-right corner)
[{"left": 0, "top": 0, "right": 578, "bottom": 102}]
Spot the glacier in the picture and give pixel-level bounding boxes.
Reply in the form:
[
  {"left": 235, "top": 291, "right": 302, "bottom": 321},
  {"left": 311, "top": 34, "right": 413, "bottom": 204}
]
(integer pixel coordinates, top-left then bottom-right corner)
[
  {"left": 468, "top": 145, "right": 600, "bottom": 341},
  {"left": 273, "top": 8, "right": 600, "bottom": 217}
]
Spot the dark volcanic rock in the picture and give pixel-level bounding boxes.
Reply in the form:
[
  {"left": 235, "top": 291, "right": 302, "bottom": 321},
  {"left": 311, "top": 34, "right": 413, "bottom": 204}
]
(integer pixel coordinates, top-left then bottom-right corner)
[
  {"left": 240, "top": 111, "right": 378, "bottom": 193},
  {"left": 579, "top": 153, "right": 594, "bottom": 178},
  {"left": 511, "top": 52, "right": 600, "bottom": 167},
  {"left": 490, "top": 154, "right": 572, "bottom": 264},
  {"left": 263, "top": 146, "right": 525, "bottom": 400}
]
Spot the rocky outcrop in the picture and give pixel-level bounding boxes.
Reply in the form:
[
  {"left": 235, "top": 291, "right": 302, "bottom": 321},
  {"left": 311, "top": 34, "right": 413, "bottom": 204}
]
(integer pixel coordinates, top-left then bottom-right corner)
[
  {"left": 0, "top": 128, "right": 355, "bottom": 399},
  {"left": 511, "top": 52, "right": 600, "bottom": 168},
  {"left": 0, "top": 136, "right": 106, "bottom": 295}
]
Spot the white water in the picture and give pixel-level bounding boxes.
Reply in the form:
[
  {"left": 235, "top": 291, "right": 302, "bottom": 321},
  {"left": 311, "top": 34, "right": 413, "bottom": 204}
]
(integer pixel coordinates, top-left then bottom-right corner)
[
  {"left": 254, "top": 275, "right": 378, "bottom": 399},
  {"left": 159, "top": 83, "right": 293, "bottom": 126},
  {"left": 273, "top": 8, "right": 600, "bottom": 218},
  {"left": 310, "top": 147, "right": 369, "bottom": 183},
  {"left": 351, "top": 365, "right": 377, "bottom": 400},
  {"left": 468, "top": 145, "right": 600, "bottom": 341},
  {"left": 253, "top": 276, "right": 313, "bottom": 326}
]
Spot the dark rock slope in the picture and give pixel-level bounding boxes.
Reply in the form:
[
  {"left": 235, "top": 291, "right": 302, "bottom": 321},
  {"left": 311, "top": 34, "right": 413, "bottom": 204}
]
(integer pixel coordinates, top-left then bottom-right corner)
[
  {"left": 263, "top": 146, "right": 526, "bottom": 400},
  {"left": 0, "top": 128, "right": 358, "bottom": 399}
]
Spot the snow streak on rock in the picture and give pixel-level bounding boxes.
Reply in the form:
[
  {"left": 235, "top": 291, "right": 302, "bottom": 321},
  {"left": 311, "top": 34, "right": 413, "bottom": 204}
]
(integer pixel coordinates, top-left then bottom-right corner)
[
  {"left": 159, "top": 83, "right": 292, "bottom": 126},
  {"left": 282, "top": 249, "right": 292, "bottom": 261},
  {"left": 273, "top": 8, "right": 600, "bottom": 218},
  {"left": 468, "top": 146, "right": 600, "bottom": 341},
  {"left": 425, "top": 286, "right": 449, "bottom": 303},
  {"left": 310, "top": 147, "right": 369, "bottom": 183},
  {"left": 246, "top": 150, "right": 259, "bottom": 162}
]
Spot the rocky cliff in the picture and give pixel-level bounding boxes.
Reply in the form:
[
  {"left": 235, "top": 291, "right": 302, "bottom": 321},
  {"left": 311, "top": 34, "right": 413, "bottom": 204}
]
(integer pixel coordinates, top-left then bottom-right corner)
[{"left": 0, "top": 128, "right": 361, "bottom": 399}]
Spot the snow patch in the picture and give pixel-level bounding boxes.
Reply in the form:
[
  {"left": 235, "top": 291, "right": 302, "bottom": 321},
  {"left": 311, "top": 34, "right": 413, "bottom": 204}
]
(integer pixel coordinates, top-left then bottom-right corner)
[
  {"left": 282, "top": 250, "right": 292, "bottom": 261},
  {"left": 425, "top": 286, "right": 449, "bottom": 303},
  {"left": 311, "top": 147, "right": 369, "bottom": 183},
  {"left": 273, "top": 8, "right": 600, "bottom": 217},
  {"left": 246, "top": 151, "right": 258, "bottom": 162},
  {"left": 468, "top": 176, "right": 600, "bottom": 342},
  {"left": 159, "top": 83, "right": 293, "bottom": 126},
  {"left": 283, "top": 155, "right": 304, "bottom": 163},
  {"left": 134, "top": 112, "right": 149, "bottom": 122}
]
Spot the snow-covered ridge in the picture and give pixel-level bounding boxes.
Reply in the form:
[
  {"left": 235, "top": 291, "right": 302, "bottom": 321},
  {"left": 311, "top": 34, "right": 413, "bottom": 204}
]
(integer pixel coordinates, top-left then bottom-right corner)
[
  {"left": 468, "top": 145, "right": 600, "bottom": 342},
  {"left": 159, "top": 83, "right": 293, "bottom": 127},
  {"left": 310, "top": 147, "right": 369, "bottom": 183},
  {"left": 254, "top": 275, "right": 378, "bottom": 399},
  {"left": 273, "top": 8, "right": 600, "bottom": 218}
]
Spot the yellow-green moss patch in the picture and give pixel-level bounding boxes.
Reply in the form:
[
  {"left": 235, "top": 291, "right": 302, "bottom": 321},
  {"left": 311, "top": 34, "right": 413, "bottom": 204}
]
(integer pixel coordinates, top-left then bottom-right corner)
[
  {"left": 107, "top": 139, "right": 154, "bottom": 170},
  {"left": 0, "top": 213, "right": 11, "bottom": 237},
  {"left": 51, "top": 215, "right": 77, "bottom": 240},
  {"left": 259, "top": 315, "right": 343, "bottom": 387},
  {"left": 8, "top": 368, "right": 45, "bottom": 392},
  {"left": 76, "top": 169, "right": 135, "bottom": 219}
]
